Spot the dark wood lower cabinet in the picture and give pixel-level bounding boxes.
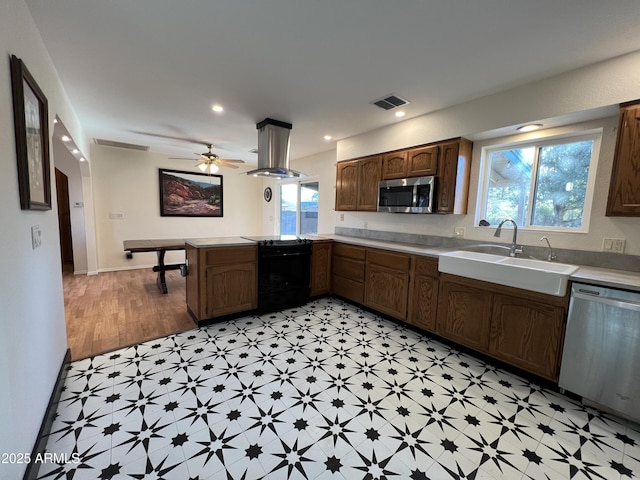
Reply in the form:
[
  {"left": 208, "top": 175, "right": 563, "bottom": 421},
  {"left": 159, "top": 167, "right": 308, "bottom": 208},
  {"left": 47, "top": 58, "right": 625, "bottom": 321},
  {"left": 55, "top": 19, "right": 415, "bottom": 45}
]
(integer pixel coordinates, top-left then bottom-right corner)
[
  {"left": 407, "top": 256, "right": 439, "bottom": 332},
  {"left": 437, "top": 277, "right": 492, "bottom": 352},
  {"left": 437, "top": 273, "right": 568, "bottom": 382},
  {"left": 488, "top": 294, "right": 566, "bottom": 381},
  {"left": 186, "top": 245, "right": 257, "bottom": 324},
  {"left": 310, "top": 241, "right": 332, "bottom": 296}
]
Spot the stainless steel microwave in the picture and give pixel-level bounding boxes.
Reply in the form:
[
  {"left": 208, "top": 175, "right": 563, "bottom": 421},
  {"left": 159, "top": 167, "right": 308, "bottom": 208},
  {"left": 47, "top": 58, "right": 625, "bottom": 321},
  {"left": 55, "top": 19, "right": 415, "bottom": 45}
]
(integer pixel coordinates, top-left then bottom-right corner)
[{"left": 378, "top": 176, "right": 435, "bottom": 213}]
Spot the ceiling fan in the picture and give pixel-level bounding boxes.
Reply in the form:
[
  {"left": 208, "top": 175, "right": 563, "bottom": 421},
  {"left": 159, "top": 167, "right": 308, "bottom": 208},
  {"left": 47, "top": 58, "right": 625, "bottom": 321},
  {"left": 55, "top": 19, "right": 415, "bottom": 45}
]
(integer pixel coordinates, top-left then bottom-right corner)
[{"left": 169, "top": 144, "right": 245, "bottom": 174}]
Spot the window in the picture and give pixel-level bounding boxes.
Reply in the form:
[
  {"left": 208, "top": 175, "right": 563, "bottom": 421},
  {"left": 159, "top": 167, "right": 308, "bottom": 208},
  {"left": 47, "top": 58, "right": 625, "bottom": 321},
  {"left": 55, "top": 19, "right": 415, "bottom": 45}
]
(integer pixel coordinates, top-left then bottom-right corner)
[
  {"left": 279, "top": 179, "right": 319, "bottom": 235},
  {"left": 478, "top": 132, "right": 600, "bottom": 231}
]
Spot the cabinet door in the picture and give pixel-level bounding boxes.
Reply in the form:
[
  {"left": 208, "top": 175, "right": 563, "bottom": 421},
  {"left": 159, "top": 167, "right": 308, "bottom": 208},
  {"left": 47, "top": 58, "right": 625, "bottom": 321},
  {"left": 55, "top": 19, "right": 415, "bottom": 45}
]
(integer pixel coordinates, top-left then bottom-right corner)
[
  {"left": 381, "top": 151, "right": 408, "bottom": 180},
  {"left": 311, "top": 242, "right": 332, "bottom": 296},
  {"left": 436, "top": 140, "right": 471, "bottom": 214},
  {"left": 438, "top": 278, "right": 491, "bottom": 352},
  {"left": 335, "top": 160, "right": 359, "bottom": 211},
  {"left": 488, "top": 294, "right": 565, "bottom": 381},
  {"left": 407, "top": 146, "right": 438, "bottom": 177},
  {"left": 357, "top": 156, "right": 382, "bottom": 211},
  {"left": 365, "top": 264, "right": 409, "bottom": 320},
  {"left": 205, "top": 262, "right": 257, "bottom": 318},
  {"left": 408, "top": 275, "right": 438, "bottom": 332},
  {"left": 606, "top": 104, "right": 640, "bottom": 216}
]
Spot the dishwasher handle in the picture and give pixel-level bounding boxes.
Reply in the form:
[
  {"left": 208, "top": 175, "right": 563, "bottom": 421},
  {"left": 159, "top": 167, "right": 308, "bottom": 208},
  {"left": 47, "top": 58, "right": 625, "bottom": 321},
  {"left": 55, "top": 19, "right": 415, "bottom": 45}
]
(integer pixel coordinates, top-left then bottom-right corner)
[{"left": 573, "top": 290, "right": 640, "bottom": 312}]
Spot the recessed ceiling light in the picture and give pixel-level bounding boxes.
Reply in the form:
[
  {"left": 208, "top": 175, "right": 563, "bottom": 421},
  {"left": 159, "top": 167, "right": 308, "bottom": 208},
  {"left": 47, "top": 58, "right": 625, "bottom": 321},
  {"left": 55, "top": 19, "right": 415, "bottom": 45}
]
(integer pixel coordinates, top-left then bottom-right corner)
[
  {"left": 61, "top": 135, "right": 70, "bottom": 142},
  {"left": 212, "top": 104, "right": 224, "bottom": 113},
  {"left": 394, "top": 111, "right": 406, "bottom": 118},
  {"left": 79, "top": 157, "right": 86, "bottom": 162},
  {"left": 323, "top": 135, "right": 332, "bottom": 141},
  {"left": 517, "top": 123, "right": 543, "bottom": 132}
]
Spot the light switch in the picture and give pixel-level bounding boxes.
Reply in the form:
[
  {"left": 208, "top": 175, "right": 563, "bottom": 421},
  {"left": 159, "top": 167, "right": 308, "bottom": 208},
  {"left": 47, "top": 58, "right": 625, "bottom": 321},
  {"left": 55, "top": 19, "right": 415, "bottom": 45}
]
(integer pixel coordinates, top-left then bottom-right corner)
[{"left": 31, "top": 225, "right": 42, "bottom": 249}]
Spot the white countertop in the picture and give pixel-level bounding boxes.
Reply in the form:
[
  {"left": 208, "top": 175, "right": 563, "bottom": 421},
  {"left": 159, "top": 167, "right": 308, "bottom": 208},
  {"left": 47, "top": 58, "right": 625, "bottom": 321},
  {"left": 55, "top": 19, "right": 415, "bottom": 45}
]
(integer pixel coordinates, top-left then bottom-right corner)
[
  {"left": 185, "top": 237, "right": 256, "bottom": 248},
  {"left": 328, "top": 234, "right": 640, "bottom": 292}
]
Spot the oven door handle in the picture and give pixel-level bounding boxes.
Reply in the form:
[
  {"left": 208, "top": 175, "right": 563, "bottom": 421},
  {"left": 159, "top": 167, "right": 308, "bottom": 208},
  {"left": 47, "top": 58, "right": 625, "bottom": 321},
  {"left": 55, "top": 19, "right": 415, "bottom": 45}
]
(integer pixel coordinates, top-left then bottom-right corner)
[{"left": 261, "top": 252, "right": 309, "bottom": 258}]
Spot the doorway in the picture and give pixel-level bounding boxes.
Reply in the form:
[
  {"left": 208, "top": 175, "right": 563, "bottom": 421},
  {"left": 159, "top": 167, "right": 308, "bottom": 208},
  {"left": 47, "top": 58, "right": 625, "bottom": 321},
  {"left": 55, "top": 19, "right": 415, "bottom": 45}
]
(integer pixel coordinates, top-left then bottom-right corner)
[{"left": 55, "top": 168, "right": 74, "bottom": 273}]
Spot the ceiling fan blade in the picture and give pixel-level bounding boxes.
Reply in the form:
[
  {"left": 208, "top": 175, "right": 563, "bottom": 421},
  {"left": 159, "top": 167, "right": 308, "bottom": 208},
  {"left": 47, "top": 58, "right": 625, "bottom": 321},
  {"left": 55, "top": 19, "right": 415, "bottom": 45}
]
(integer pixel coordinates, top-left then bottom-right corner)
[
  {"left": 218, "top": 162, "right": 240, "bottom": 169},
  {"left": 131, "top": 130, "right": 227, "bottom": 149},
  {"left": 169, "top": 156, "right": 198, "bottom": 160},
  {"left": 218, "top": 159, "right": 245, "bottom": 163}
]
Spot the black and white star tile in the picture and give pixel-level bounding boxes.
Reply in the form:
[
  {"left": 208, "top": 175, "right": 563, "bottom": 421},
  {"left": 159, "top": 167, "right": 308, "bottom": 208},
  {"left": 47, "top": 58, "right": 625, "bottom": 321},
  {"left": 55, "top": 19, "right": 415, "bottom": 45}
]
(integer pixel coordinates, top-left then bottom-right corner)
[{"left": 37, "top": 298, "right": 639, "bottom": 480}]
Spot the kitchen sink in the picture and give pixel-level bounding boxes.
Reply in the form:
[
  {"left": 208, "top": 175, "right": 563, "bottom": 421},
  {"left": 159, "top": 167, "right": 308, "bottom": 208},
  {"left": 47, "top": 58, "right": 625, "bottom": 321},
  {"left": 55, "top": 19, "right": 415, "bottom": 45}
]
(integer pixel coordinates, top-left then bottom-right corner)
[{"left": 438, "top": 250, "right": 579, "bottom": 296}]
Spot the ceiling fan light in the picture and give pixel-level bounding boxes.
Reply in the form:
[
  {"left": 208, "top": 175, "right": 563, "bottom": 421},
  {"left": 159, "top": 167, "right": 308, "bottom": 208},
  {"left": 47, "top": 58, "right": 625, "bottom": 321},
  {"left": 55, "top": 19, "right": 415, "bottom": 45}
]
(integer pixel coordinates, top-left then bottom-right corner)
[
  {"left": 208, "top": 164, "right": 219, "bottom": 174},
  {"left": 198, "top": 163, "right": 208, "bottom": 172}
]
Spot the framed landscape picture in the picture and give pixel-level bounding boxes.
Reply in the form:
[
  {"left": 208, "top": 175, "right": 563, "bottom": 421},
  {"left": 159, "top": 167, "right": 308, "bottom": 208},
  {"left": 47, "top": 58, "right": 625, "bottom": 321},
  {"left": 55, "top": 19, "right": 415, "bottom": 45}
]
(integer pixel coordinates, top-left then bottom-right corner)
[
  {"left": 10, "top": 55, "right": 51, "bottom": 210},
  {"left": 159, "top": 168, "right": 223, "bottom": 217}
]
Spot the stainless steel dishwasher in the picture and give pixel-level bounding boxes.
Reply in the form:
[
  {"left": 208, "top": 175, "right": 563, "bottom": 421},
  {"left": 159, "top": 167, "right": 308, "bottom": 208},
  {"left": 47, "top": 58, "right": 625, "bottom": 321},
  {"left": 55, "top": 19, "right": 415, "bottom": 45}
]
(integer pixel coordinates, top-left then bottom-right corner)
[{"left": 559, "top": 282, "right": 640, "bottom": 422}]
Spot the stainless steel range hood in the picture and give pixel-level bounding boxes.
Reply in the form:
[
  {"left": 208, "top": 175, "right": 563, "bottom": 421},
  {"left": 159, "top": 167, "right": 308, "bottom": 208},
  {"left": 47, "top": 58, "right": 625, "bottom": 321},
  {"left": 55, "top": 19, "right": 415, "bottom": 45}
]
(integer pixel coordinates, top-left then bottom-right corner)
[{"left": 246, "top": 118, "right": 304, "bottom": 178}]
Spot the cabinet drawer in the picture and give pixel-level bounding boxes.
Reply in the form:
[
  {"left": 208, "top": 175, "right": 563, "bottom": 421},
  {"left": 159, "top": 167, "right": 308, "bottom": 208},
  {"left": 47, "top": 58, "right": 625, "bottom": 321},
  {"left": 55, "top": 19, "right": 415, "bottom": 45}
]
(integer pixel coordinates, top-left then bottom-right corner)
[
  {"left": 205, "top": 246, "right": 257, "bottom": 266},
  {"left": 332, "top": 275, "right": 364, "bottom": 304},
  {"left": 367, "top": 248, "right": 410, "bottom": 271},
  {"left": 333, "top": 257, "right": 365, "bottom": 282},
  {"left": 414, "top": 256, "right": 439, "bottom": 277},
  {"left": 333, "top": 243, "right": 366, "bottom": 260}
]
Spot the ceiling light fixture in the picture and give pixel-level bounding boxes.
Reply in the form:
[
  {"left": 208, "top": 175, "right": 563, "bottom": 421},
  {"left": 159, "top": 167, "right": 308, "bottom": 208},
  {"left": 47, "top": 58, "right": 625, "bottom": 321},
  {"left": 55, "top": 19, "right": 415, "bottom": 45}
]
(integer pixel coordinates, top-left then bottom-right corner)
[
  {"left": 198, "top": 162, "right": 219, "bottom": 174},
  {"left": 517, "top": 123, "right": 543, "bottom": 132},
  {"left": 323, "top": 135, "right": 332, "bottom": 141},
  {"left": 212, "top": 104, "right": 224, "bottom": 113},
  {"left": 79, "top": 157, "right": 86, "bottom": 162},
  {"left": 72, "top": 148, "right": 79, "bottom": 154},
  {"left": 61, "top": 135, "right": 70, "bottom": 142},
  {"left": 394, "top": 111, "right": 406, "bottom": 118}
]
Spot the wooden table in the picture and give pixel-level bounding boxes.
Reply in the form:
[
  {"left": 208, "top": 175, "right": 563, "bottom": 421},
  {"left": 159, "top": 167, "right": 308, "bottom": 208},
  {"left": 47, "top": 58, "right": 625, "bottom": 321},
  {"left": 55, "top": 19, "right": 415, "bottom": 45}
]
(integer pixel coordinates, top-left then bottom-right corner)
[{"left": 123, "top": 239, "right": 186, "bottom": 294}]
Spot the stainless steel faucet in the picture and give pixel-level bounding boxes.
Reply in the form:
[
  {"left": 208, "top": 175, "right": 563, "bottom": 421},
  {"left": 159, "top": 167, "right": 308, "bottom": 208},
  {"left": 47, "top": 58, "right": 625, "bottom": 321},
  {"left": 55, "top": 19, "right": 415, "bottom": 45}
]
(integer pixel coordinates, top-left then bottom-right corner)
[
  {"left": 540, "top": 236, "right": 557, "bottom": 262},
  {"left": 494, "top": 218, "right": 522, "bottom": 257}
]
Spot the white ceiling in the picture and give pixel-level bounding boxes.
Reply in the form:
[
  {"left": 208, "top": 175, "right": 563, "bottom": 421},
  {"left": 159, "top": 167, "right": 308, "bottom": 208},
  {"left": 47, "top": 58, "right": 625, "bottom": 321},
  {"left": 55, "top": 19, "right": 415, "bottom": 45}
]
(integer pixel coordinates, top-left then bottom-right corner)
[{"left": 26, "top": 0, "right": 640, "bottom": 166}]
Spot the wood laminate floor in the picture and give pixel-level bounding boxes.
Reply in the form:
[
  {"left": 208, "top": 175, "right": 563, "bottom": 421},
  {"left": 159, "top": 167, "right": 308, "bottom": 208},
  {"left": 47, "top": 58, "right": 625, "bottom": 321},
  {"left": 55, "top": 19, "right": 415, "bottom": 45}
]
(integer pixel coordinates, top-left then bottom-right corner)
[{"left": 63, "top": 268, "right": 196, "bottom": 361}]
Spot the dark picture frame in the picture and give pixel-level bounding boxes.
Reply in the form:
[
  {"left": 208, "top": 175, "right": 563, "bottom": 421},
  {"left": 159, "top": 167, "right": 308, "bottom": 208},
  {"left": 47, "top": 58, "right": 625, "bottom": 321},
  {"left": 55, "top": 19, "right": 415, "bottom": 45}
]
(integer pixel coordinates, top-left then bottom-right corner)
[
  {"left": 10, "top": 55, "right": 51, "bottom": 210},
  {"left": 159, "top": 168, "right": 223, "bottom": 217}
]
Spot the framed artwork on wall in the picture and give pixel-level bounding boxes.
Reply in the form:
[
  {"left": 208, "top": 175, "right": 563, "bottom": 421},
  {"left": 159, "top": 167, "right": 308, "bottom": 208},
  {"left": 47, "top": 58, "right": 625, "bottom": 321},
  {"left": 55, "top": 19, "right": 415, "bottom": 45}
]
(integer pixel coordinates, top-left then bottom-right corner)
[
  {"left": 159, "top": 168, "right": 223, "bottom": 217},
  {"left": 10, "top": 55, "right": 51, "bottom": 210}
]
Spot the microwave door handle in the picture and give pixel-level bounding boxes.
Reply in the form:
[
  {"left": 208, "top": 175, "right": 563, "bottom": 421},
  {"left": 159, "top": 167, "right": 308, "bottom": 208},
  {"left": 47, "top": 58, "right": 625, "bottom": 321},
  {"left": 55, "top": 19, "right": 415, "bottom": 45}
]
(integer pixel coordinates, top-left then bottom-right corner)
[{"left": 412, "top": 185, "right": 418, "bottom": 207}]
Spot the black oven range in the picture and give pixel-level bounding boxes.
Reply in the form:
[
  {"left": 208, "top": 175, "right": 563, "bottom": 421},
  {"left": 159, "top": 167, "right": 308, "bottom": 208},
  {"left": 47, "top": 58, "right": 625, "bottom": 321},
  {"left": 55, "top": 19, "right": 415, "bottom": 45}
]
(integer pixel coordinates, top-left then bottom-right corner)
[{"left": 242, "top": 235, "right": 312, "bottom": 314}]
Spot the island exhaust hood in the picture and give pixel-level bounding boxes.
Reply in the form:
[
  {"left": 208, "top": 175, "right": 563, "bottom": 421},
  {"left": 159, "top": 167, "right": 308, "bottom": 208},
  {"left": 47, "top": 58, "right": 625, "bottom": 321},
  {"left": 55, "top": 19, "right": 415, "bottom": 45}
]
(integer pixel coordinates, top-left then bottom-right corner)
[{"left": 246, "top": 118, "right": 304, "bottom": 178}]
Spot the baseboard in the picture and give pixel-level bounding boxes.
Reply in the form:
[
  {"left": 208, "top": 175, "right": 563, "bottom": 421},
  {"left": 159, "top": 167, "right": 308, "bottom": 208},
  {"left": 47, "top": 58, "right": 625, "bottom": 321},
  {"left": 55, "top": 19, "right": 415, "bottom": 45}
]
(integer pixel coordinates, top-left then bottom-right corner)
[{"left": 23, "top": 349, "right": 71, "bottom": 480}]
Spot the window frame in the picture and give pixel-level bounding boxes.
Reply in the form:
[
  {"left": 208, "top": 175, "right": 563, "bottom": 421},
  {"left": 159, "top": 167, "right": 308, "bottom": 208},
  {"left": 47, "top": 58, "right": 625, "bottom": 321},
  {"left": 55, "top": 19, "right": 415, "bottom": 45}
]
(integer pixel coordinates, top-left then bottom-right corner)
[
  {"left": 277, "top": 176, "right": 320, "bottom": 236},
  {"left": 476, "top": 129, "right": 602, "bottom": 234}
]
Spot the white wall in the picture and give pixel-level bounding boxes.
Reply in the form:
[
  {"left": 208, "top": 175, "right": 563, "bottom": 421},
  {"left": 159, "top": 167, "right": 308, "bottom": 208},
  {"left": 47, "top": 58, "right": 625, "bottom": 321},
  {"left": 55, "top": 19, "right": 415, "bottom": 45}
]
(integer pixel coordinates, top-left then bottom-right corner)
[
  {"left": 335, "top": 51, "right": 640, "bottom": 256},
  {"left": 0, "top": 1, "right": 86, "bottom": 478},
  {"left": 91, "top": 145, "right": 265, "bottom": 270},
  {"left": 259, "top": 149, "right": 338, "bottom": 236}
]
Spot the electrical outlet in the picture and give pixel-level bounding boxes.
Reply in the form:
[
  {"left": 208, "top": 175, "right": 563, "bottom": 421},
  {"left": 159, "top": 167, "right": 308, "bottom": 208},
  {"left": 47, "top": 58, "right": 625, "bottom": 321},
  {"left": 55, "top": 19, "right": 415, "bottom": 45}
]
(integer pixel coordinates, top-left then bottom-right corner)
[
  {"left": 454, "top": 227, "right": 465, "bottom": 238},
  {"left": 602, "top": 237, "right": 626, "bottom": 253},
  {"left": 339, "top": 214, "right": 344, "bottom": 221},
  {"left": 31, "top": 225, "right": 42, "bottom": 249},
  {"left": 109, "top": 212, "right": 124, "bottom": 220}
]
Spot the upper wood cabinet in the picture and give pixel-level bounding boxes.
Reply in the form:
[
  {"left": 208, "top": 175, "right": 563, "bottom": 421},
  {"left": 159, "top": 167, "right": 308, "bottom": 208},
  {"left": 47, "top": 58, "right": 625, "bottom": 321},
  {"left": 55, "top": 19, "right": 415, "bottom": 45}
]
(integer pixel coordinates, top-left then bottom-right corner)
[
  {"left": 335, "top": 155, "right": 381, "bottom": 211},
  {"left": 607, "top": 101, "right": 640, "bottom": 216},
  {"left": 381, "top": 151, "right": 408, "bottom": 179},
  {"left": 407, "top": 145, "right": 439, "bottom": 177},
  {"left": 437, "top": 139, "right": 472, "bottom": 214},
  {"left": 336, "top": 138, "right": 470, "bottom": 213},
  {"left": 381, "top": 146, "right": 439, "bottom": 180}
]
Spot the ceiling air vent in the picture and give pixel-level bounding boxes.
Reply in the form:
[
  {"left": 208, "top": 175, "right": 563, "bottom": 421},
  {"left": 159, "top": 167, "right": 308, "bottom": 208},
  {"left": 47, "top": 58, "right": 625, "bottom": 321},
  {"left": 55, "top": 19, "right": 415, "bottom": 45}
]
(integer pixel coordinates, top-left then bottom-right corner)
[
  {"left": 371, "top": 93, "right": 410, "bottom": 111},
  {"left": 94, "top": 139, "right": 150, "bottom": 151}
]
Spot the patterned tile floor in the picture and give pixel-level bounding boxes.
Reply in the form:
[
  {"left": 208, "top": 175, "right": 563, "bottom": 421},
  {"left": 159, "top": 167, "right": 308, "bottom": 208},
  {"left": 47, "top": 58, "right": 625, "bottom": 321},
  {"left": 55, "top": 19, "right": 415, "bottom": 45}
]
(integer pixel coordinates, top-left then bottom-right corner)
[{"left": 37, "top": 298, "right": 639, "bottom": 479}]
